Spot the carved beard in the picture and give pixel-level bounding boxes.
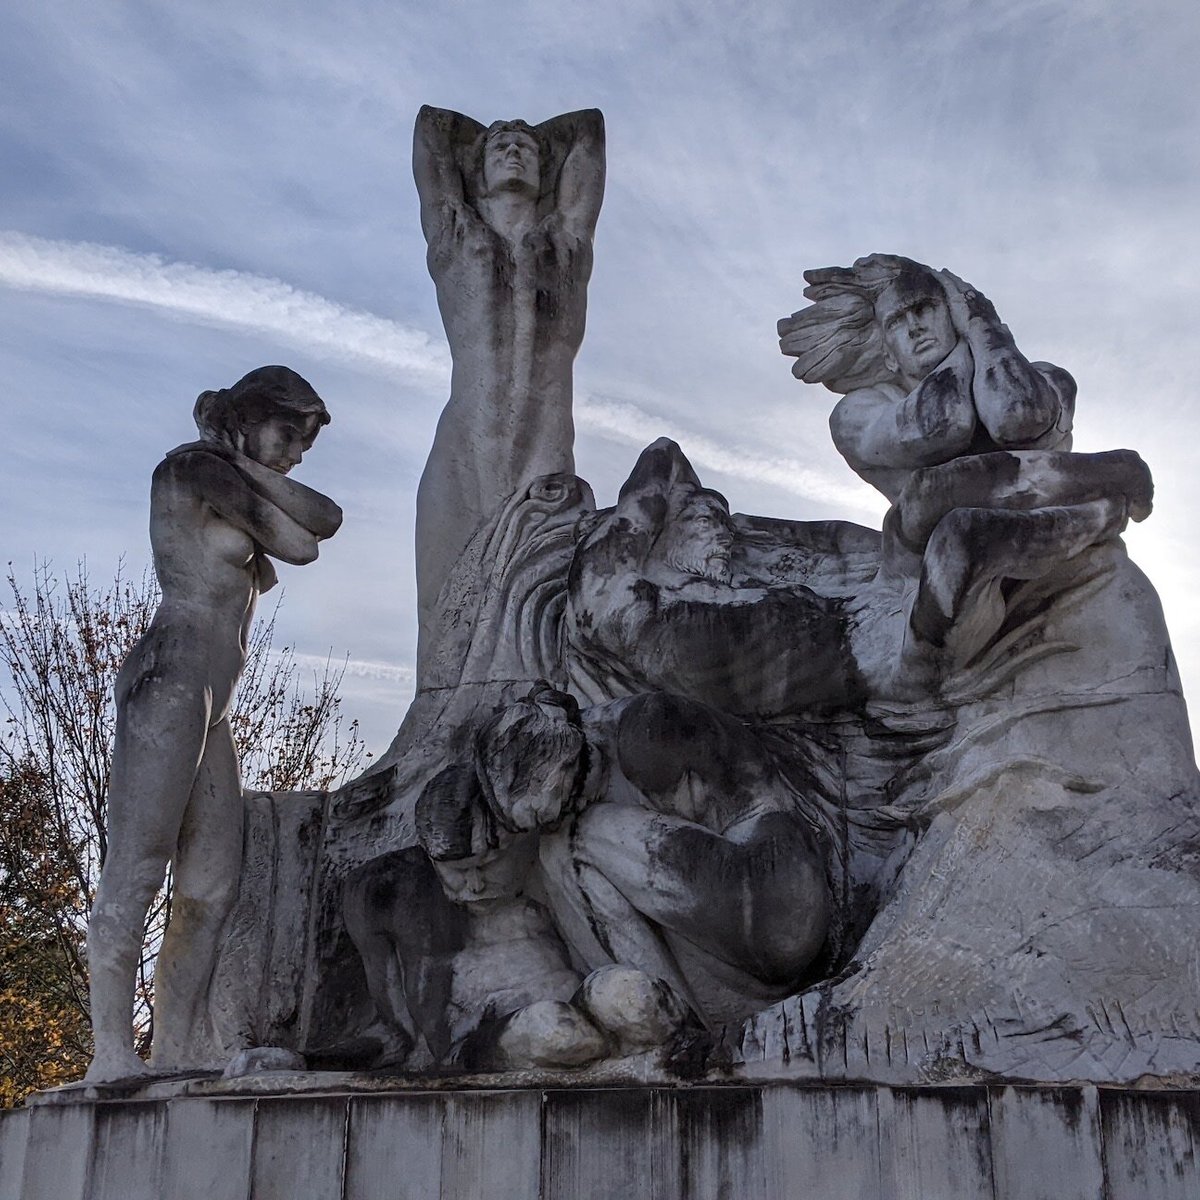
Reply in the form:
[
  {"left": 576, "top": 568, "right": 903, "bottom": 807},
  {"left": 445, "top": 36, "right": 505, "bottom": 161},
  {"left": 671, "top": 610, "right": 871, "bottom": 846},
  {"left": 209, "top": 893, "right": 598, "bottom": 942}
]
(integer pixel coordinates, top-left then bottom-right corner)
[{"left": 665, "top": 541, "right": 732, "bottom": 584}]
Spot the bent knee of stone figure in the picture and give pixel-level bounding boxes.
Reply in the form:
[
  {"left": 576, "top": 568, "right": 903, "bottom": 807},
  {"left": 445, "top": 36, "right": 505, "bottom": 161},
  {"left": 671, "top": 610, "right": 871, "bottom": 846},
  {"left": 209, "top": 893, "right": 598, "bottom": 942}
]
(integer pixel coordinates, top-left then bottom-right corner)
[
  {"left": 740, "top": 836, "right": 831, "bottom": 984},
  {"left": 162, "top": 889, "right": 237, "bottom": 947},
  {"left": 1093, "top": 448, "right": 1153, "bottom": 521},
  {"left": 172, "top": 842, "right": 241, "bottom": 909},
  {"left": 575, "top": 965, "right": 690, "bottom": 1055},
  {"left": 661, "top": 814, "right": 831, "bottom": 985},
  {"left": 895, "top": 454, "right": 1037, "bottom": 550},
  {"left": 494, "top": 1000, "right": 607, "bottom": 1070}
]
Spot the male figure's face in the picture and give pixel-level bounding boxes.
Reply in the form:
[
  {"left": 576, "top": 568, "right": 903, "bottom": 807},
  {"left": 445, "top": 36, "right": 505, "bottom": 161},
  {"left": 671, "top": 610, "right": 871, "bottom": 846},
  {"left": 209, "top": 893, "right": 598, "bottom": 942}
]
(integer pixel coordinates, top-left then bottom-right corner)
[
  {"left": 241, "top": 414, "right": 318, "bottom": 474},
  {"left": 483, "top": 129, "right": 540, "bottom": 196},
  {"left": 433, "top": 833, "right": 537, "bottom": 904},
  {"left": 661, "top": 493, "right": 735, "bottom": 584},
  {"left": 875, "top": 276, "right": 957, "bottom": 386}
]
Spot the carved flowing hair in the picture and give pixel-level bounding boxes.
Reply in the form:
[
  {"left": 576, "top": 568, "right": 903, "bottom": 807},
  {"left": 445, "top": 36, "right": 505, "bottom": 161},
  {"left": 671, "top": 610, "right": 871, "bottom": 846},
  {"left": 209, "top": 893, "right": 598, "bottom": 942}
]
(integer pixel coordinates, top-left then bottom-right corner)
[
  {"left": 415, "top": 764, "right": 499, "bottom": 862},
  {"left": 778, "top": 254, "right": 947, "bottom": 394},
  {"left": 193, "top": 365, "right": 331, "bottom": 448}
]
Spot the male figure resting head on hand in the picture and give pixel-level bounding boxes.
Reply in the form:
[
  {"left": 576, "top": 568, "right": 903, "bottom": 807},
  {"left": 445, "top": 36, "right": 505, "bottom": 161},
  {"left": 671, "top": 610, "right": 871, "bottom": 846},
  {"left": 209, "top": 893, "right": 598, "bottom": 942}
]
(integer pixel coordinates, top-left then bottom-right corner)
[{"left": 780, "top": 254, "right": 1076, "bottom": 503}]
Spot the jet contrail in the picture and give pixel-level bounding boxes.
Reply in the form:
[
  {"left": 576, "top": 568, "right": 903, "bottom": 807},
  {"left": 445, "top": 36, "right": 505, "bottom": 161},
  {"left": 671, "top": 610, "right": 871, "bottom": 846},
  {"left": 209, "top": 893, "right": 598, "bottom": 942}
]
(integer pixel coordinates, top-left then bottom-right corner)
[{"left": 0, "top": 230, "right": 882, "bottom": 515}]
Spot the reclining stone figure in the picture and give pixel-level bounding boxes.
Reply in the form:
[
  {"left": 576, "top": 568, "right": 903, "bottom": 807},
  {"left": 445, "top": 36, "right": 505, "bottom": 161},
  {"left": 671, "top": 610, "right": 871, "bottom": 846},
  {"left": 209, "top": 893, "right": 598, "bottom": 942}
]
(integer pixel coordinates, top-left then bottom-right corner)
[
  {"left": 339, "top": 425, "right": 1154, "bottom": 1064},
  {"left": 326, "top": 231, "right": 1197, "bottom": 1082}
]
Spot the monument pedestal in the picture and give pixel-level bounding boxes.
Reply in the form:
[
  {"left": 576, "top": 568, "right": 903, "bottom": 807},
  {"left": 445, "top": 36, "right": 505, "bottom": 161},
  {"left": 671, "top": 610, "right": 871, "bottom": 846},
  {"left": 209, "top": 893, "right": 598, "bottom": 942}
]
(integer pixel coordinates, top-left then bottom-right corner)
[{"left": 2, "top": 1075, "right": 1197, "bottom": 1199}]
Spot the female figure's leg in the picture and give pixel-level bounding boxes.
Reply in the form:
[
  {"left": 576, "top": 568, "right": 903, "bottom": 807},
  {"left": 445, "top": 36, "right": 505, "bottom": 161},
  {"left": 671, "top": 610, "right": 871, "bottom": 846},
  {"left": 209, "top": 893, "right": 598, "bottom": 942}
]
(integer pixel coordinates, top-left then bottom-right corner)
[
  {"left": 151, "top": 717, "right": 244, "bottom": 1069},
  {"left": 86, "top": 676, "right": 209, "bottom": 1081}
]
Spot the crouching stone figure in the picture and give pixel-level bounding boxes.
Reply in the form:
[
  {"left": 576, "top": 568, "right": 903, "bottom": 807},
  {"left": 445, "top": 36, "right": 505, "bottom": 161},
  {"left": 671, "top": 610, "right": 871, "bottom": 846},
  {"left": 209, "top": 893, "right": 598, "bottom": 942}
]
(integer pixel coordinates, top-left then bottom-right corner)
[{"left": 343, "top": 685, "right": 690, "bottom": 1070}]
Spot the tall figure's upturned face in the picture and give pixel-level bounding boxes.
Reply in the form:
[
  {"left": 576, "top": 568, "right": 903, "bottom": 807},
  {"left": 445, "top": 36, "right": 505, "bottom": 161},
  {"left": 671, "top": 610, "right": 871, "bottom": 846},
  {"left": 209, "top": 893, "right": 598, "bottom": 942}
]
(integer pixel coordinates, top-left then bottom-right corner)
[
  {"left": 483, "top": 129, "right": 540, "bottom": 196},
  {"left": 661, "top": 493, "right": 735, "bottom": 584},
  {"left": 875, "top": 277, "right": 957, "bottom": 385},
  {"left": 241, "top": 414, "right": 319, "bottom": 474}
]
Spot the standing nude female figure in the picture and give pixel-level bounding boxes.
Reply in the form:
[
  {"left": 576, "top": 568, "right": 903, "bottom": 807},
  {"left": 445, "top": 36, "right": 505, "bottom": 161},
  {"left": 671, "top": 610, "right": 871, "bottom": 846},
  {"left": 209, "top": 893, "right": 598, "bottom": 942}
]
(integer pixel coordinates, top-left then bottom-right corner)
[
  {"left": 86, "top": 366, "right": 341, "bottom": 1082},
  {"left": 412, "top": 104, "right": 604, "bottom": 680}
]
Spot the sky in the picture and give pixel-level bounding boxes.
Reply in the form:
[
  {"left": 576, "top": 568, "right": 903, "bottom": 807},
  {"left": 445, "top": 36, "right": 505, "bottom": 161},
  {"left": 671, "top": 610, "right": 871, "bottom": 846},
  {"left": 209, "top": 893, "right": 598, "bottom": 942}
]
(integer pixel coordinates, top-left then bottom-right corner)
[{"left": 2, "top": 0, "right": 1198, "bottom": 754}]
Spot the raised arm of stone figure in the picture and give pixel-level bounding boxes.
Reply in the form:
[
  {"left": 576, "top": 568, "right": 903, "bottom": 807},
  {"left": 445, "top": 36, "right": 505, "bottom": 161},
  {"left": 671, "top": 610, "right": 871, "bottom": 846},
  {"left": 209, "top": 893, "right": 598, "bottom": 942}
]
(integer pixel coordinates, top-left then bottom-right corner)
[
  {"left": 538, "top": 109, "right": 605, "bottom": 239},
  {"left": 938, "top": 269, "right": 1075, "bottom": 450},
  {"left": 412, "top": 103, "right": 605, "bottom": 683},
  {"left": 782, "top": 255, "right": 1075, "bottom": 502},
  {"left": 412, "top": 104, "right": 484, "bottom": 241},
  {"left": 161, "top": 450, "right": 341, "bottom": 566},
  {"left": 828, "top": 338, "right": 978, "bottom": 481}
]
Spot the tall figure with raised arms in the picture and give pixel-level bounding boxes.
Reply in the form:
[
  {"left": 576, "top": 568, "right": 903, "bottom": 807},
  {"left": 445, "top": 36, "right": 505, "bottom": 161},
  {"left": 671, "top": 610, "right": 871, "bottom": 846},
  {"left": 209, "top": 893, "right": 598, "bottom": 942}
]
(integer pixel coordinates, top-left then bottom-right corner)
[
  {"left": 86, "top": 366, "right": 341, "bottom": 1082},
  {"left": 412, "top": 104, "right": 605, "bottom": 680}
]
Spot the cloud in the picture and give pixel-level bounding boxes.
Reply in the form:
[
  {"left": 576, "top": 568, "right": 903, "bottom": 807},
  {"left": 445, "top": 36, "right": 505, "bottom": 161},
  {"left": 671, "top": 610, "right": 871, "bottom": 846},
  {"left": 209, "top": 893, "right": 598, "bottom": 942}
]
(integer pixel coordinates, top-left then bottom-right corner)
[
  {"left": 0, "top": 231, "right": 449, "bottom": 385},
  {"left": 576, "top": 394, "right": 881, "bottom": 513},
  {"left": 287, "top": 650, "right": 415, "bottom": 687},
  {"left": 0, "top": 230, "right": 876, "bottom": 512}
]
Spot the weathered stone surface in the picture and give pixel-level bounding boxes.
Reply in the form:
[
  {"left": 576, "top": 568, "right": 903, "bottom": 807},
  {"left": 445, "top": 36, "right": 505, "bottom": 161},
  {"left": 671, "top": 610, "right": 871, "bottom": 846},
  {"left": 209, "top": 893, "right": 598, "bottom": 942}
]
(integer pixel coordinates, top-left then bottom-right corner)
[
  {"left": 779, "top": 253, "right": 1076, "bottom": 502},
  {"left": 0, "top": 1107, "right": 28, "bottom": 1200},
  {"left": 209, "top": 789, "right": 328, "bottom": 1057},
  {"left": 327, "top": 419, "right": 1195, "bottom": 1083},
  {"left": 343, "top": 1094, "right": 443, "bottom": 1200},
  {"left": 251, "top": 1096, "right": 348, "bottom": 1199},
  {"left": 1099, "top": 1090, "right": 1200, "bottom": 1200},
  {"left": 160, "top": 1097, "right": 256, "bottom": 1200},
  {"left": 74, "top": 108, "right": 1200, "bottom": 1100},
  {"left": 87, "top": 1102, "right": 168, "bottom": 1200},
  {"left": 989, "top": 1086, "right": 1105, "bottom": 1200},
  {"left": 14, "top": 1102, "right": 94, "bottom": 1199},
  {"left": 4, "top": 1083, "right": 1198, "bottom": 1199}
]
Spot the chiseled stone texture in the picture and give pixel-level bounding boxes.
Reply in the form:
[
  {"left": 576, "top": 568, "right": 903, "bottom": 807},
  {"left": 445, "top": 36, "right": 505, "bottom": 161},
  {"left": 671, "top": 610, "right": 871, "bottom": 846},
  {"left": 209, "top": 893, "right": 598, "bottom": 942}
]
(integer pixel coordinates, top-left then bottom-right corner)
[{"left": 3, "top": 1082, "right": 1199, "bottom": 1199}]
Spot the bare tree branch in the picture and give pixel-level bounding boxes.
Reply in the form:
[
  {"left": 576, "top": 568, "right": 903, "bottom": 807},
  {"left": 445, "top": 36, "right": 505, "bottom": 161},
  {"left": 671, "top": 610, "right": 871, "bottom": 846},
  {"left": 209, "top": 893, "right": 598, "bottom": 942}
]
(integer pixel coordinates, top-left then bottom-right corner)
[{"left": 0, "top": 560, "right": 367, "bottom": 1103}]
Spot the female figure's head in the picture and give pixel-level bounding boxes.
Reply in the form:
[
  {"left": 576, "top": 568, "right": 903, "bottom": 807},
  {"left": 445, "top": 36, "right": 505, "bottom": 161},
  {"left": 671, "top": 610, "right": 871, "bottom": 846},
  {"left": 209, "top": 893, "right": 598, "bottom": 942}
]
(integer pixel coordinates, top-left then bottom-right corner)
[{"left": 193, "top": 366, "right": 330, "bottom": 473}]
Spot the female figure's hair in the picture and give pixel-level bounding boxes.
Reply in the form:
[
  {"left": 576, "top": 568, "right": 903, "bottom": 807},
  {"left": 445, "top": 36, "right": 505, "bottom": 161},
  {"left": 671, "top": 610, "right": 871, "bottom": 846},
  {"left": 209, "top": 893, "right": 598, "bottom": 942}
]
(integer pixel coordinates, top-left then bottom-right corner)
[{"left": 193, "top": 365, "right": 331, "bottom": 448}]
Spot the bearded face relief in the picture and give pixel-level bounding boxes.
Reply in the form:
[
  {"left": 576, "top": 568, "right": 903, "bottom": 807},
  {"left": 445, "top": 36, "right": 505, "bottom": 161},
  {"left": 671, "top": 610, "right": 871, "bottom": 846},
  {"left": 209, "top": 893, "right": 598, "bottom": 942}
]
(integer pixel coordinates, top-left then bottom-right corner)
[{"left": 661, "top": 491, "right": 735, "bottom": 583}]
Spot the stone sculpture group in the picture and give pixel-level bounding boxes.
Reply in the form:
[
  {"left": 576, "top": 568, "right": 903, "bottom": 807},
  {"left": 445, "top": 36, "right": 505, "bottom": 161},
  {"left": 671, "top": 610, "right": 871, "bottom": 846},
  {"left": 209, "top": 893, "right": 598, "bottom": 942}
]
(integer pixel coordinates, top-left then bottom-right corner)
[{"left": 85, "top": 105, "right": 1200, "bottom": 1087}]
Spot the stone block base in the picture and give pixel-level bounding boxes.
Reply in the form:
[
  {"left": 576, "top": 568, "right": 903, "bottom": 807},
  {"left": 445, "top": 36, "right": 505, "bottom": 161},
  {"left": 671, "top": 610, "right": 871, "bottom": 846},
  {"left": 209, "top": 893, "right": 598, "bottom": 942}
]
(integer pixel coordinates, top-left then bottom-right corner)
[{"left": 2, "top": 1079, "right": 1198, "bottom": 1198}]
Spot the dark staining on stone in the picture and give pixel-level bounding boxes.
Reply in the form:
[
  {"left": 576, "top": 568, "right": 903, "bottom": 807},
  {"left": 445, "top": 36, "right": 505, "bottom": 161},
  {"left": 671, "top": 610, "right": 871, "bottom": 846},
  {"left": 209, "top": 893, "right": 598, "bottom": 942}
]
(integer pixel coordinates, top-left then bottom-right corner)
[
  {"left": 631, "top": 577, "right": 660, "bottom": 607},
  {"left": 916, "top": 366, "right": 964, "bottom": 441},
  {"left": 342, "top": 847, "right": 469, "bottom": 1063},
  {"left": 673, "top": 1087, "right": 764, "bottom": 1196},
  {"left": 662, "top": 1020, "right": 727, "bottom": 1080}
]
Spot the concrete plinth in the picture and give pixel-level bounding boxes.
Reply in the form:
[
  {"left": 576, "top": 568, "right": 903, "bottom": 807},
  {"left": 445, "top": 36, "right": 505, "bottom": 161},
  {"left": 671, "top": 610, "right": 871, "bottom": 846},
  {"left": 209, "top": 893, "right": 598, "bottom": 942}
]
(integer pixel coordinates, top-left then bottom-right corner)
[{"left": 2, "top": 1078, "right": 1197, "bottom": 1199}]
